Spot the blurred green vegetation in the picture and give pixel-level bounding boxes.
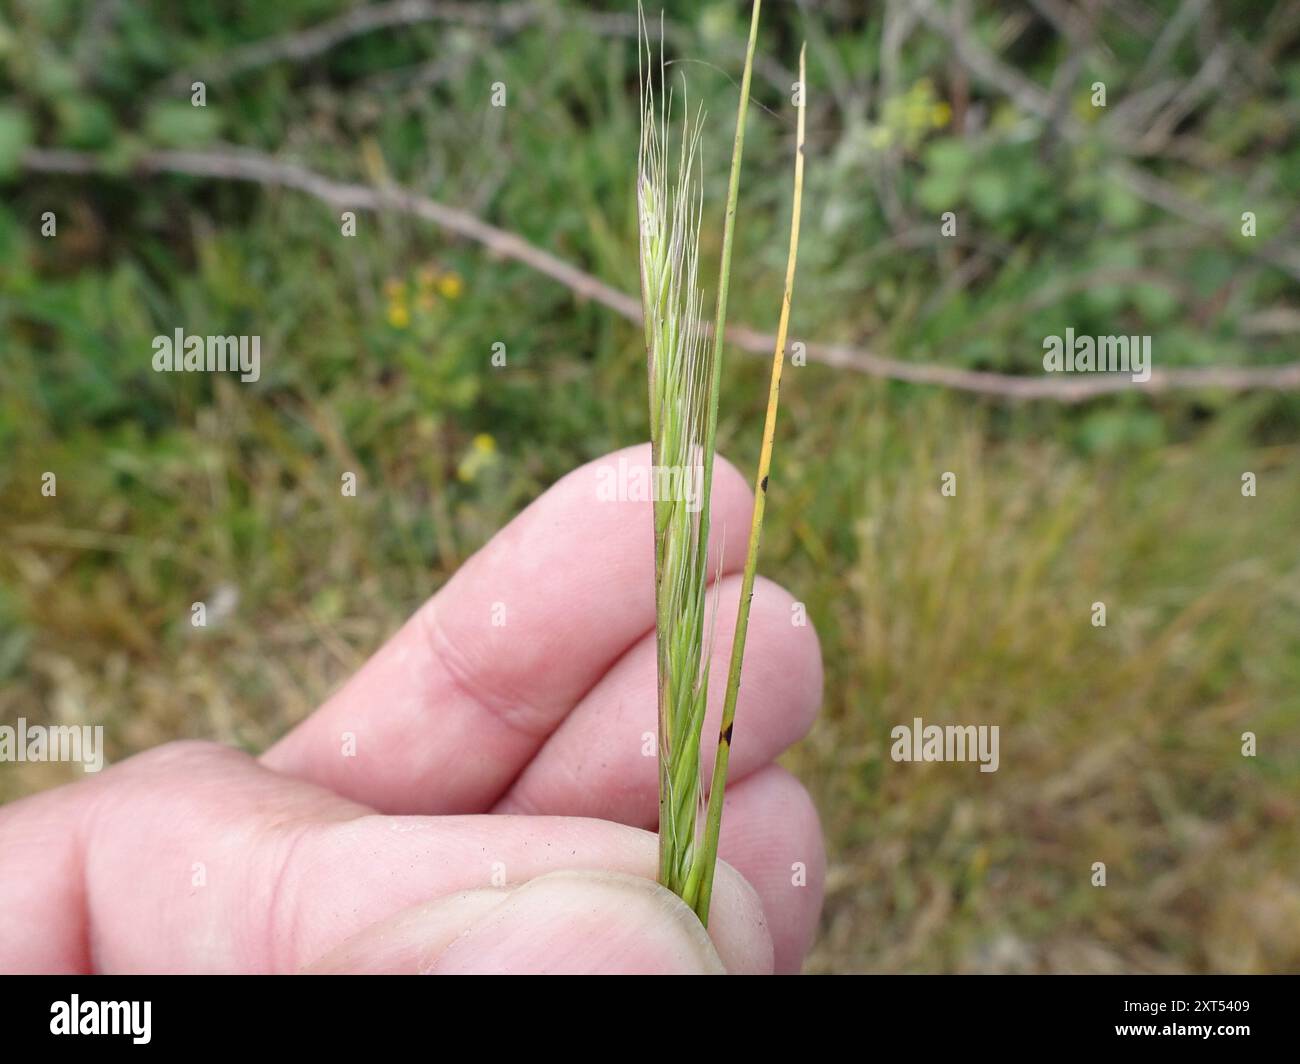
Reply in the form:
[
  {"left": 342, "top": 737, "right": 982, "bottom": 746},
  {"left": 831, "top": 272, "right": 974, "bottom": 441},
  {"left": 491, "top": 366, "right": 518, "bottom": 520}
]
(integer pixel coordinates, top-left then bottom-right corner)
[{"left": 1, "top": 0, "right": 1298, "bottom": 972}]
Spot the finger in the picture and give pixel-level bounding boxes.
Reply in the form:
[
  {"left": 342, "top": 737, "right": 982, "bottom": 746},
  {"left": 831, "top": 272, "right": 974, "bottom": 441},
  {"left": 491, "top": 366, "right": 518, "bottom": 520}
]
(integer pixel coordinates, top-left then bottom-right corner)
[
  {"left": 0, "top": 741, "right": 365, "bottom": 974},
  {"left": 427, "top": 871, "right": 729, "bottom": 974},
  {"left": 262, "top": 444, "right": 755, "bottom": 815},
  {"left": 303, "top": 888, "right": 511, "bottom": 974},
  {"left": 287, "top": 814, "right": 770, "bottom": 974},
  {"left": 713, "top": 765, "right": 825, "bottom": 974},
  {"left": 495, "top": 574, "right": 822, "bottom": 824},
  {"left": 312, "top": 871, "right": 740, "bottom": 975},
  {"left": 0, "top": 741, "right": 773, "bottom": 974}
]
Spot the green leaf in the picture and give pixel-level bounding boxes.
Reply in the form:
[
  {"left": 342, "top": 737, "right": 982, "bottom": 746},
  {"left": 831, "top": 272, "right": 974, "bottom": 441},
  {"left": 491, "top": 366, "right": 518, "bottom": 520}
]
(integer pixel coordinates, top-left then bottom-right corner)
[
  {"left": 917, "top": 138, "right": 972, "bottom": 211},
  {"left": 1133, "top": 282, "right": 1178, "bottom": 322},
  {"left": 29, "top": 52, "right": 79, "bottom": 98},
  {"left": 0, "top": 105, "right": 33, "bottom": 179},
  {"left": 56, "top": 95, "right": 117, "bottom": 149},
  {"left": 1100, "top": 178, "right": 1142, "bottom": 228},
  {"left": 143, "top": 102, "right": 221, "bottom": 148},
  {"left": 1076, "top": 409, "right": 1165, "bottom": 456},
  {"left": 970, "top": 169, "right": 1013, "bottom": 219}
]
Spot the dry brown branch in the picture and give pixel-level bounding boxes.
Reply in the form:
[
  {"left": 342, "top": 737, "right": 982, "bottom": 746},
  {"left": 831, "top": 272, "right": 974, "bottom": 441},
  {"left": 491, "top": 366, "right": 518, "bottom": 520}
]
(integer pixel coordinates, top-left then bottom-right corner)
[{"left": 22, "top": 146, "right": 1300, "bottom": 403}]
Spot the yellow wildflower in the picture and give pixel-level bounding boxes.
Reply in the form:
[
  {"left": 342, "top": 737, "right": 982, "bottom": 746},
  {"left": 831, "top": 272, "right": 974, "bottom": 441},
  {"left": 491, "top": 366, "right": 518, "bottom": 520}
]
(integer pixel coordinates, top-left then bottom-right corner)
[{"left": 457, "top": 433, "right": 498, "bottom": 483}]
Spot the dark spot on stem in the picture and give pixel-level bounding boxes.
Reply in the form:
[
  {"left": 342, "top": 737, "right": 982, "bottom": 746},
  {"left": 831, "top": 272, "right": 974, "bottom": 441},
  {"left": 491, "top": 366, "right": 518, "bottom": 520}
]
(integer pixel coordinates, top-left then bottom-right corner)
[
  {"left": 721, "top": 721, "right": 734, "bottom": 745},
  {"left": 760, "top": 475, "right": 769, "bottom": 493}
]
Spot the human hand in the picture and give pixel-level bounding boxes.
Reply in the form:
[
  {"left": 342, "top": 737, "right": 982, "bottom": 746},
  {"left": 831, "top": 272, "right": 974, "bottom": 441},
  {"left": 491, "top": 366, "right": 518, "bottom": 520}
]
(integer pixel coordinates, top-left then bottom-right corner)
[{"left": 0, "top": 445, "right": 823, "bottom": 974}]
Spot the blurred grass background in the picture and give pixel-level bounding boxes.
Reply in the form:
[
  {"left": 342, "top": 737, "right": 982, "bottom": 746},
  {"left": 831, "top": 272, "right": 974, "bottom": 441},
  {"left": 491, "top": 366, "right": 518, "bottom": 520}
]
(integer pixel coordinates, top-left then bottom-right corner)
[{"left": 1, "top": 0, "right": 1298, "bottom": 972}]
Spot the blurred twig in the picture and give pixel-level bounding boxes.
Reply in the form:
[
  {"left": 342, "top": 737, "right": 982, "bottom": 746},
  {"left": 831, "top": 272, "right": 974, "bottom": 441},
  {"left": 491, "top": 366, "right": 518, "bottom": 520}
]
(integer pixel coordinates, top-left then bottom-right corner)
[
  {"left": 164, "top": 0, "right": 534, "bottom": 89},
  {"left": 1133, "top": 0, "right": 1207, "bottom": 86},
  {"left": 163, "top": 0, "right": 795, "bottom": 97},
  {"left": 908, "top": 0, "right": 1300, "bottom": 285},
  {"left": 73, "top": 0, "right": 125, "bottom": 87},
  {"left": 22, "top": 146, "right": 1300, "bottom": 403},
  {"left": 1133, "top": 42, "right": 1231, "bottom": 154}
]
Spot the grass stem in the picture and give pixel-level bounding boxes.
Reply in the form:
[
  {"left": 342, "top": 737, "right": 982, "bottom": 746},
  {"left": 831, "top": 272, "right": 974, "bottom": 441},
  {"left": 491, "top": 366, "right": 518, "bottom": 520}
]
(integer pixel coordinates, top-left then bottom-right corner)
[{"left": 687, "top": 43, "right": 807, "bottom": 926}]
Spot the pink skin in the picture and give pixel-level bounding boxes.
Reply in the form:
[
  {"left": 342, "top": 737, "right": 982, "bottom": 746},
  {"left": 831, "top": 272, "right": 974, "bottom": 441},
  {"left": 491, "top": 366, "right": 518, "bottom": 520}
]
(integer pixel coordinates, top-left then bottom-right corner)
[{"left": 0, "top": 445, "right": 825, "bottom": 974}]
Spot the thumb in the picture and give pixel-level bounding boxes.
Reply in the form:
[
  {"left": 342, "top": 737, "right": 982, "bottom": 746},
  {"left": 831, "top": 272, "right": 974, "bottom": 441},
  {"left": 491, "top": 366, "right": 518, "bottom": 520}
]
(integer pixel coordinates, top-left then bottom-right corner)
[
  {"left": 428, "top": 870, "right": 725, "bottom": 974},
  {"left": 306, "top": 870, "right": 771, "bottom": 974}
]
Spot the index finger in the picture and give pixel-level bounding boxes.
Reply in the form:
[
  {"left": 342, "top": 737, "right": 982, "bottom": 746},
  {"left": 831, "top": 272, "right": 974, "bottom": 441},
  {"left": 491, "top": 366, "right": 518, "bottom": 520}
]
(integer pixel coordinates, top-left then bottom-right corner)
[{"left": 261, "top": 444, "right": 754, "bottom": 814}]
